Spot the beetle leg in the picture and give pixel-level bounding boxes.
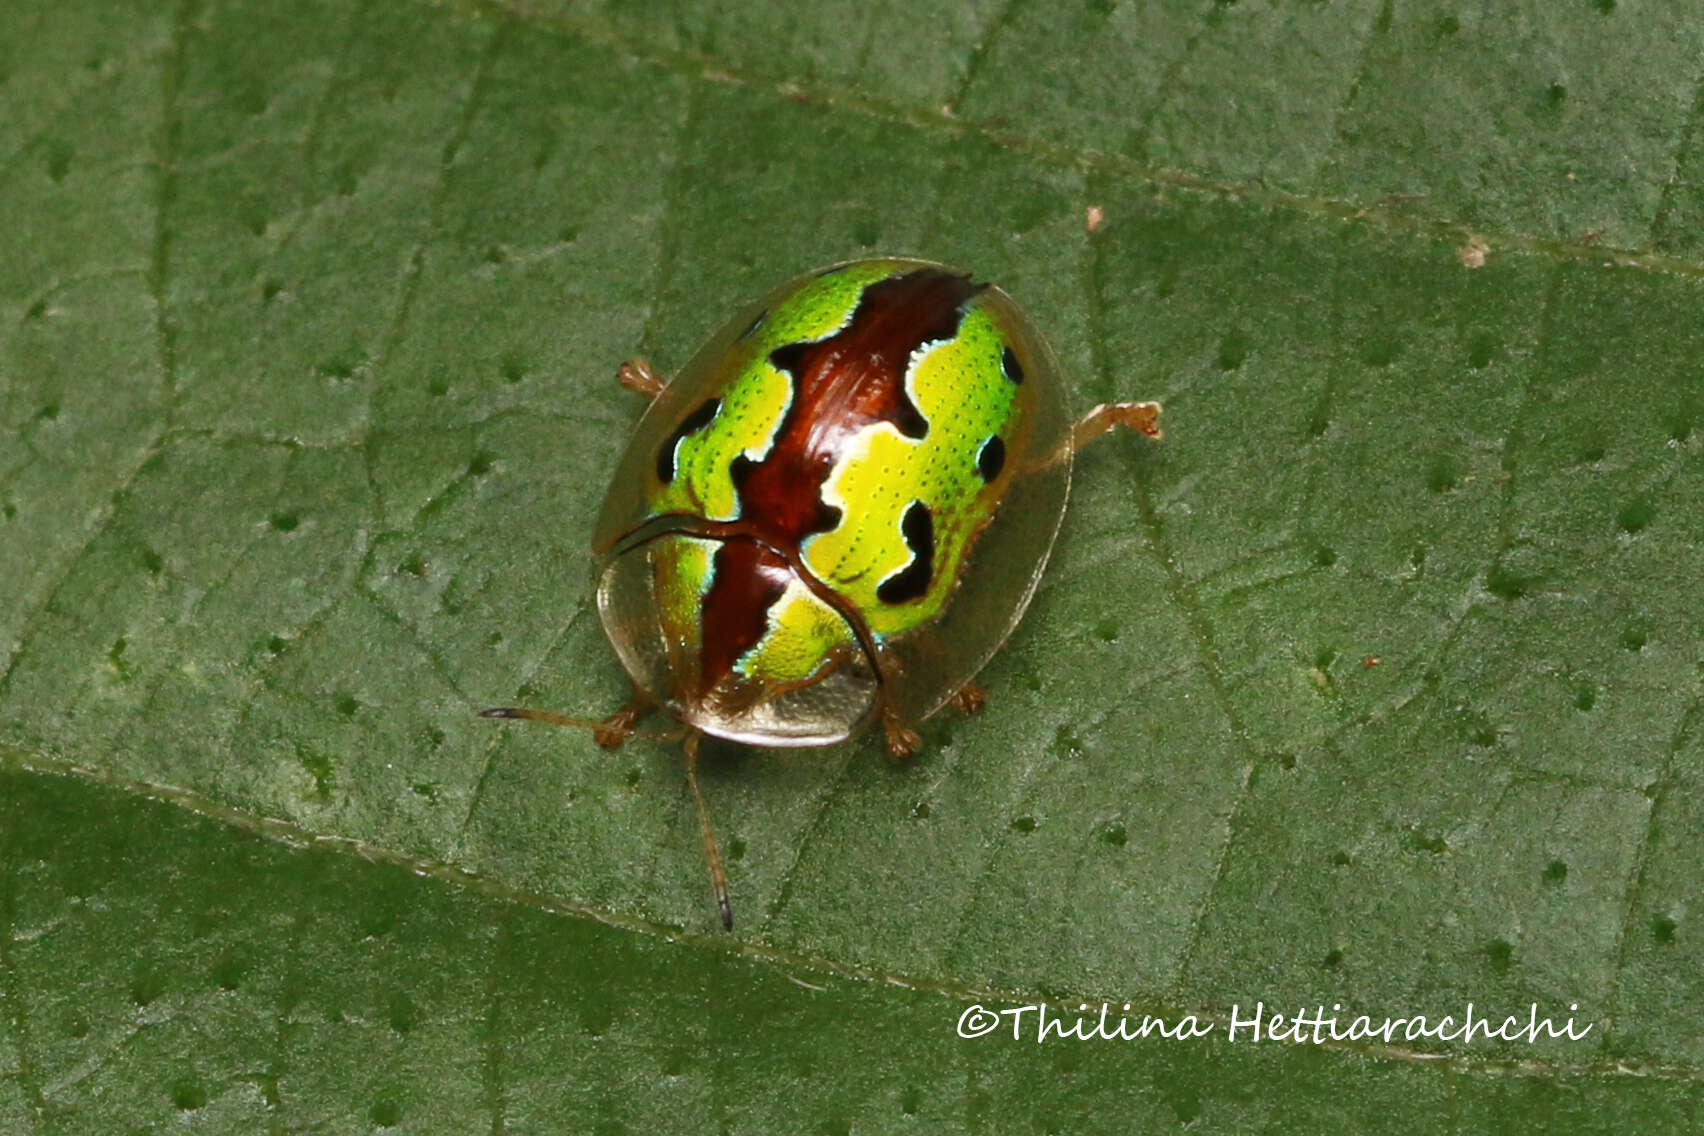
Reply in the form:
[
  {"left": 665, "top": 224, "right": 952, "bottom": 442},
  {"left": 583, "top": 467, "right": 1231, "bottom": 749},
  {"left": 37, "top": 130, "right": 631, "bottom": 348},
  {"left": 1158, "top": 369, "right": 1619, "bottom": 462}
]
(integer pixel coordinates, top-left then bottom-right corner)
[
  {"left": 616, "top": 357, "right": 666, "bottom": 400},
  {"left": 950, "top": 681, "right": 988, "bottom": 715},
  {"left": 882, "top": 706, "right": 923, "bottom": 760},
  {"left": 592, "top": 687, "right": 655, "bottom": 750},
  {"left": 1069, "top": 400, "right": 1162, "bottom": 452},
  {"left": 480, "top": 686, "right": 657, "bottom": 750},
  {"left": 1030, "top": 400, "right": 1163, "bottom": 471},
  {"left": 683, "top": 730, "right": 735, "bottom": 931}
]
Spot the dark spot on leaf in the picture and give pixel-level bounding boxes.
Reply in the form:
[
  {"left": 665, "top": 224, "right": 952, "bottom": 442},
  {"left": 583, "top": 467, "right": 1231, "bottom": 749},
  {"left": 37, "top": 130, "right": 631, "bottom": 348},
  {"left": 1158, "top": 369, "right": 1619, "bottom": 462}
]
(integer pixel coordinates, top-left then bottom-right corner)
[
  {"left": 1486, "top": 564, "right": 1538, "bottom": 600},
  {"left": 1542, "top": 859, "right": 1567, "bottom": 885},
  {"left": 37, "top": 402, "right": 59, "bottom": 421},
  {"left": 213, "top": 953, "right": 246, "bottom": 990},
  {"left": 1436, "top": 14, "right": 1461, "bottom": 35},
  {"left": 107, "top": 637, "right": 131, "bottom": 681},
  {"left": 910, "top": 800, "right": 931, "bottom": 819},
  {"left": 1216, "top": 330, "right": 1249, "bottom": 371},
  {"left": 1094, "top": 618, "right": 1119, "bottom": 642},
  {"left": 1313, "top": 545, "right": 1337, "bottom": 568},
  {"left": 45, "top": 142, "right": 71, "bottom": 183},
  {"left": 901, "top": 1087, "right": 923, "bottom": 1115},
  {"left": 725, "top": 837, "right": 746, "bottom": 862},
  {"left": 1406, "top": 828, "right": 1448, "bottom": 855},
  {"left": 500, "top": 354, "right": 526, "bottom": 384},
  {"left": 24, "top": 298, "right": 46, "bottom": 320},
  {"left": 140, "top": 546, "right": 163, "bottom": 574},
  {"left": 388, "top": 992, "right": 417, "bottom": 1034},
  {"left": 1322, "top": 948, "right": 1344, "bottom": 969},
  {"left": 261, "top": 278, "right": 283, "bottom": 303},
  {"left": 1652, "top": 914, "right": 1676, "bottom": 943},
  {"left": 1331, "top": 850, "right": 1352, "bottom": 867},
  {"left": 1361, "top": 338, "right": 1399, "bottom": 367},
  {"left": 1425, "top": 455, "right": 1457, "bottom": 493},
  {"left": 558, "top": 224, "right": 580, "bottom": 243},
  {"left": 170, "top": 1078, "right": 207, "bottom": 1111},
  {"left": 1547, "top": 82, "right": 1567, "bottom": 108},
  {"left": 1618, "top": 498, "right": 1655, "bottom": 534},
  {"left": 1575, "top": 685, "right": 1595, "bottom": 712},
  {"left": 370, "top": 1097, "right": 402, "bottom": 1127},
  {"left": 295, "top": 743, "right": 334, "bottom": 798},
  {"left": 1100, "top": 821, "right": 1127, "bottom": 848},
  {"left": 1622, "top": 625, "right": 1647, "bottom": 652},
  {"left": 335, "top": 693, "right": 360, "bottom": 718},
  {"left": 401, "top": 552, "right": 427, "bottom": 578},
  {"left": 467, "top": 451, "right": 495, "bottom": 477},
  {"left": 1467, "top": 331, "right": 1497, "bottom": 369},
  {"left": 270, "top": 511, "right": 299, "bottom": 532},
  {"left": 1486, "top": 938, "right": 1514, "bottom": 973},
  {"left": 1594, "top": 0, "right": 1615, "bottom": 11},
  {"left": 1010, "top": 815, "right": 1038, "bottom": 833},
  {"left": 486, "top": 630, "right": 502, "bottom": 646},
  {"left": 131, "top": 966, "right": 166, "bottom": 1006}
]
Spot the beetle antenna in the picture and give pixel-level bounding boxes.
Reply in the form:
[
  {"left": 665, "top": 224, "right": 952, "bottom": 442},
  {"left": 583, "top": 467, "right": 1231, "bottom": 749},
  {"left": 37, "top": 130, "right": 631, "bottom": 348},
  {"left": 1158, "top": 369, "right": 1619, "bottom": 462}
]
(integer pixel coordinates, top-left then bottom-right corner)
[
  {"left": 683, "top": 730, "right": 734, "bottom": 931},
  {"left": 479, "top": 706, "right": 605, "bottom": 729}
]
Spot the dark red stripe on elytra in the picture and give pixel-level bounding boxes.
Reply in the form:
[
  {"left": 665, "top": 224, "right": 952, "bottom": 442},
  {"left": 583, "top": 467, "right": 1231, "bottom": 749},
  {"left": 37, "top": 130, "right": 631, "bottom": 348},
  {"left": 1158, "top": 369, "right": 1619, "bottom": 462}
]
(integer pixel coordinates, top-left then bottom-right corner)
[
  {"left": 698, "top": 537, "right": 792, "bottom": 696},
  {"left": 697, "top": 267, "right": 984, "bottom": 692},
  {"left": 738, "top": 268, "right": 982, "bottom": 543}
]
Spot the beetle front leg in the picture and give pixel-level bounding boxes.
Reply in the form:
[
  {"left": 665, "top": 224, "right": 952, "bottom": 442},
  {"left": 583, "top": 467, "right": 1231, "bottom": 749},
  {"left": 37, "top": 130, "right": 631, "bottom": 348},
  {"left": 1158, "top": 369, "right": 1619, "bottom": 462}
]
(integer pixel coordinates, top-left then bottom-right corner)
[{"left": 616, "top": 357, "right": 666, "bottom": 400}]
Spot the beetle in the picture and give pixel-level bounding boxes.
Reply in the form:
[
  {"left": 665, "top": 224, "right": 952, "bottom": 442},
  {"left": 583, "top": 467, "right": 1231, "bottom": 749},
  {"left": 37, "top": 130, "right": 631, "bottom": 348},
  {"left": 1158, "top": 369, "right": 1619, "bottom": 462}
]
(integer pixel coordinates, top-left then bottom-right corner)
[{"left": 484, "top": 258, "right": 1162, "bottom": 930}]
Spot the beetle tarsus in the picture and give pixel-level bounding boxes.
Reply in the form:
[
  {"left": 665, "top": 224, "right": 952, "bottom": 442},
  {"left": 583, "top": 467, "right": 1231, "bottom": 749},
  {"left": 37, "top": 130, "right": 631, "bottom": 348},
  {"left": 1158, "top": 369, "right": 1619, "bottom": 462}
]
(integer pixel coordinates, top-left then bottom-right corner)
[
  {"left": 593, "top": 693, "right": 653, "bottom": 750},
  {"left": 1070, "top": 400, "right": 1163, "bottom": 450},
  {"left": 950, "top": 682, "right": 988, "bottom": 715},
  {"left": 882, "top": 710, "right": 923, "bottom": 760},
  {"left": 617, "top": 357, "right": 665, "bottom": 400}
]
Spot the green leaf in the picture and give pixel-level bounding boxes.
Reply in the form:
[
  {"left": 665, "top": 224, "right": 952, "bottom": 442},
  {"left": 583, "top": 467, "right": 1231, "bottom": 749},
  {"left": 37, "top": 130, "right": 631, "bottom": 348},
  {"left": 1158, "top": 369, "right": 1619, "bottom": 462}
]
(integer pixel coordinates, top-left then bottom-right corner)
[{"left": 4, "top": 0, "right": 1702, "bottom": 1127}]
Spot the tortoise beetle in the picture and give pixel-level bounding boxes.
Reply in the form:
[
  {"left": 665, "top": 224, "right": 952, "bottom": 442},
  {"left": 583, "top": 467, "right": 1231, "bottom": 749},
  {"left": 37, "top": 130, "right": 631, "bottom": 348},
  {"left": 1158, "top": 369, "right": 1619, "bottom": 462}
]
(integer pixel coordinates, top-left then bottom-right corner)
[{"left": 486, "top": 258, "right": 1162, "bottom": 929}]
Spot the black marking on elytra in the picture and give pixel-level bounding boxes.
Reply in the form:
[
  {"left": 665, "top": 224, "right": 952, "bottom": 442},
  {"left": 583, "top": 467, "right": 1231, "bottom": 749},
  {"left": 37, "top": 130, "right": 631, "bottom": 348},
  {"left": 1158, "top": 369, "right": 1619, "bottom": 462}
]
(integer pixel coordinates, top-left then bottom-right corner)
[
  {"left": 877, "top": 500, "right": 935, "bottom": 604},
  {"left": 893, "top": 383, "right": 928, "bottom": 440},
  {"left": 976, "top": 435, "right": 1006, "bottom": 483},
  {"left": 739, "top": 308, "right": 767, "bottom": 340},
  {"left": 656, "top": 397, "right": 721, "bottom": 483},
  {"left": 1000, "top": 346, "right": 1024, "bottom": 385}
]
